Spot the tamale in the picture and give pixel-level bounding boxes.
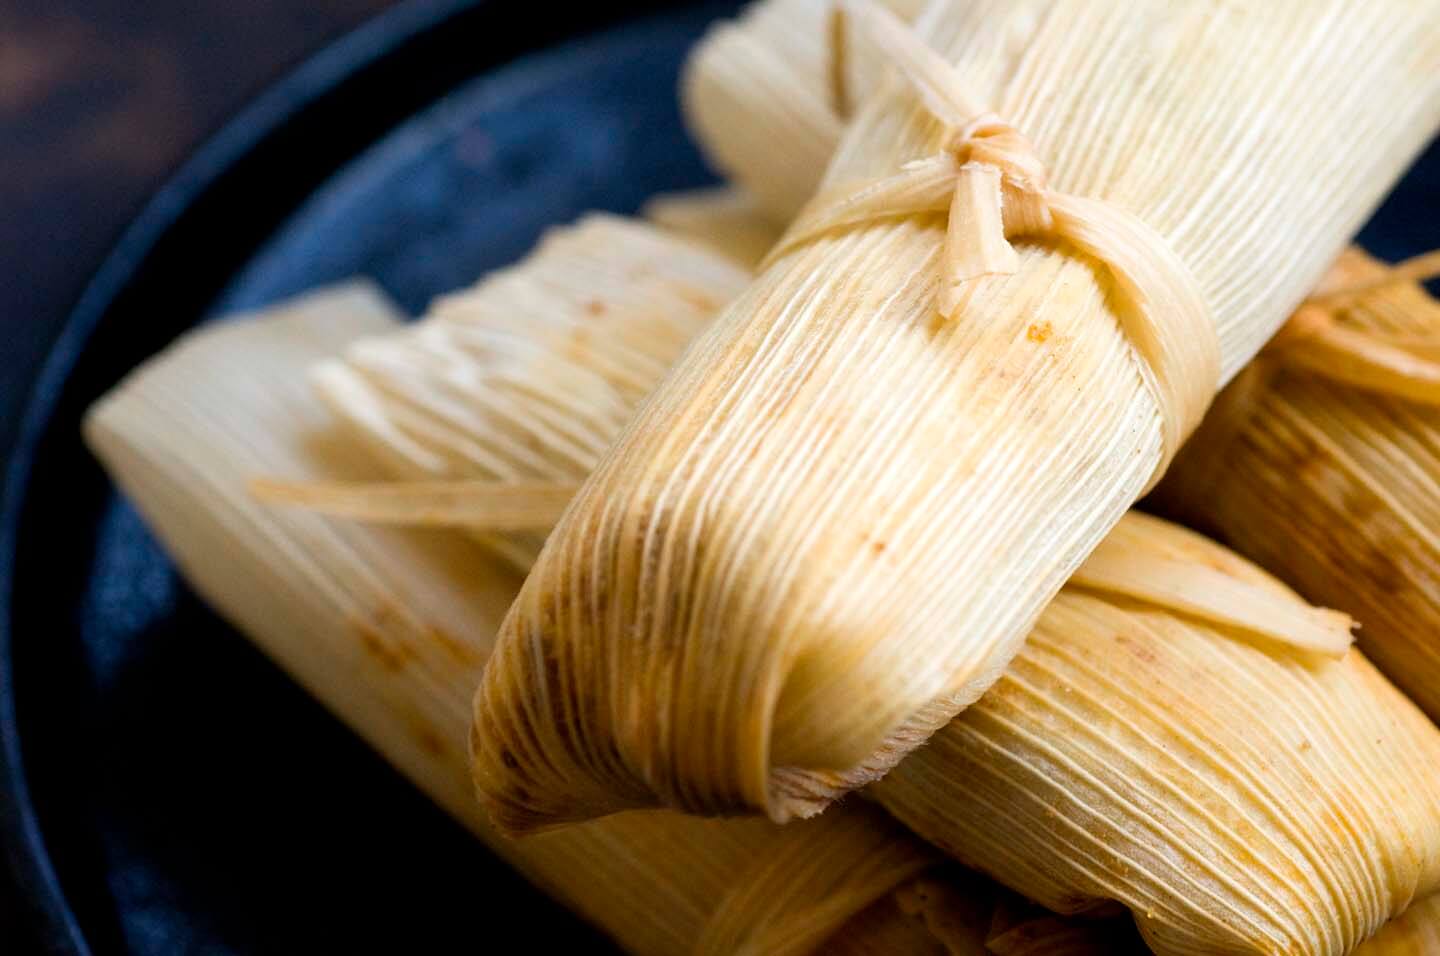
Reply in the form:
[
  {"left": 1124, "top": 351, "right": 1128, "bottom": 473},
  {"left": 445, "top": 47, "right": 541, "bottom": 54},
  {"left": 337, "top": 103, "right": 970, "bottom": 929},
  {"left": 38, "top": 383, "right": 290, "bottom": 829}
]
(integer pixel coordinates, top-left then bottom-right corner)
[
  {"left": 685, "top": 4, "right": 1440, "bottom": 732},
  {"left": 308, "top": 214, "right": 1437, "bottom": 956},
  {"left": 1158, "top": 249, "right": 1440, "bottom": 722},
  {"left": 472, "top": 0, "right": 1440, "bottom": 828},
  {"left": 82, "top": 286, "right": 940, "bottom": 956},
  {"left": 1355, "top": 895, "right": 1440, "bottom": 955},
  {"left": 871, "top": 511, "right": 1440, "bottom": 956}
]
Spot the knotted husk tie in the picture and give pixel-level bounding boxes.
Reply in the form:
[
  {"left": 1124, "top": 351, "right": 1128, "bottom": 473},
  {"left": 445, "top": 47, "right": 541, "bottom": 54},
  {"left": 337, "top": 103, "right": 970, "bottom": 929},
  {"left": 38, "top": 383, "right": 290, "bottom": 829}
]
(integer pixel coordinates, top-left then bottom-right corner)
[{"left": 770, "top": 0, "right": 1219, "bottom": 484}]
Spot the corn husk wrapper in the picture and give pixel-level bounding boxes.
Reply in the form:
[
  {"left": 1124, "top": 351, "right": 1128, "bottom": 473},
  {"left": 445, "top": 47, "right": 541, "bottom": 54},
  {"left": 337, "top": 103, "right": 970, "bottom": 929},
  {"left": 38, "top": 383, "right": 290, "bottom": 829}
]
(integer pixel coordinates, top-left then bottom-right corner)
[
  {"left": 872, "top": 511, "right": 1440, "bottom": 955},
  {"left": 1158, "top": 249, "right": 1440, "bottom": 724},
  {"left": 310, "top": 214, "right": 1440, "bottom": 956},
  {"left": 81, "top": 285, "right": 946, "bottom": 956},
  {"left": 689, "top": 0, "right": 1440, "bottom": 730},
  {"left": 828, "top": 872, "right": 1145, "bottom": 955},
  {"left": 682, "top": 0, "right": 929, "bottom": 223},
  {"left": 642, "top": 188, "right": 786, "bottom": 269},
  {"left": 473, "top": 0, "right": 1440, "bottom": 828},
  {"left": 1356, "top": 896, "right": 1440, "bottom": 955},
  {"left": 308, "top": 216, "right": 752, "bottom": 571}
]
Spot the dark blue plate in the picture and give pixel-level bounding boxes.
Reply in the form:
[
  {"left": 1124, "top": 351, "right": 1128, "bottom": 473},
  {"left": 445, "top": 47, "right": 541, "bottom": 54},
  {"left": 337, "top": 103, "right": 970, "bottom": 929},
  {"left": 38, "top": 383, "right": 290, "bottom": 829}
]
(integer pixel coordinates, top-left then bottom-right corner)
[{"left": 0, "top": 0, "right": 1434, "bottom": 951}]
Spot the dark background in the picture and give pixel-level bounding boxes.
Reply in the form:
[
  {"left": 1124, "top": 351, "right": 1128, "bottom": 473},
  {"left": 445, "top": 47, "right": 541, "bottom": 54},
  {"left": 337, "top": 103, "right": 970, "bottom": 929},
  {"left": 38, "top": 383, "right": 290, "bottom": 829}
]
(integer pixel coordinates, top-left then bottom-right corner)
[
  {"left": 0, "top": 0, "right": 401, "bottom": 471},
  {"left": 0, "top": 2, "right": 403, "bottom": 947}
]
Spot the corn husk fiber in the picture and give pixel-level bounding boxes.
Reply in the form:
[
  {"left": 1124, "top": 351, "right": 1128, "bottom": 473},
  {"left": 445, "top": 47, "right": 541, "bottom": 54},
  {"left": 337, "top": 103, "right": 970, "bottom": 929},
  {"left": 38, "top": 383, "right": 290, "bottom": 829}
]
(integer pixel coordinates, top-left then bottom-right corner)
[
  {"left": 1159, "top": 249, "right": 1440, "bottom": 724},
  {"left": 471, "top": 0, "right": 1440, "bottom": 828},
  {"left": 642, "top": 187, "right": 785, "bottom": 269}
]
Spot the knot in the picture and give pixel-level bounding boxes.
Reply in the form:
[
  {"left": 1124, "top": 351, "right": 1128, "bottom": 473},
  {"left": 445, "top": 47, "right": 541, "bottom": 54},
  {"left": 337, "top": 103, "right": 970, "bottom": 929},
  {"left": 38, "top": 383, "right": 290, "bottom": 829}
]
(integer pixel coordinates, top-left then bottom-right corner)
[
  {"left": 948, "top": 113, "right": 1050, "bottom": 207},
  {"left": 769, "top": 0, "right": 1219, "bottom": 484}
]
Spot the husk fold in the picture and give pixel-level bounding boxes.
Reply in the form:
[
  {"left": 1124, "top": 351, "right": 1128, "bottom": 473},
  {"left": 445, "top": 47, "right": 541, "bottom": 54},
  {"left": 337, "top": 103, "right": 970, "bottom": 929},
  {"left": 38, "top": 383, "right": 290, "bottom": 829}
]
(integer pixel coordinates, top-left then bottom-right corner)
[
  {"left": 1158, "top": 249, "right": 1440, "bottom": 723},
  {"left": 681, "top": 0, "right": 929, "bottom": 223},
  {"left": 309, "top": 215, "right": 751, "bottom": 570},
  {"left": 473, "top": 0, "right": 1440, "bottom": 827}
]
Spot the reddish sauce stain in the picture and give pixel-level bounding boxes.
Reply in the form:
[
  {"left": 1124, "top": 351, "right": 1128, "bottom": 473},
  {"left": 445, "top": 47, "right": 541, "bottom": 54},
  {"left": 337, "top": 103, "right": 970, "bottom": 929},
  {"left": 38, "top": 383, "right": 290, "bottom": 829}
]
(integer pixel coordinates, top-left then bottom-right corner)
[
  {"left": 413, "top": 723, "right": 448, "bottom": 758},
  {"left": 428, "top": 626, "right": 483, "bottom": 668},
  {"left": 355, "top": 624, "right": 415, "bottom": 672}
]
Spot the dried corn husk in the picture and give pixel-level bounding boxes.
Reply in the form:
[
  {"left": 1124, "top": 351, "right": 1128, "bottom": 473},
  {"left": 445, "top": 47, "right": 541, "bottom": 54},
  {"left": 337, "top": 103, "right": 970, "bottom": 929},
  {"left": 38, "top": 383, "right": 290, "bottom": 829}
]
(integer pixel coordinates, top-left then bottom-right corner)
[
  {"left": 81, "top": 285, "right": 946, "bottom": 956},
  {"left": 642, "top": 187, "right": 785, "bottom": 268},
  {"left": 310, "top": 215, "right": 1438, "bottom": 956},
  {"left": 474, "top": 0, "right": 1440, "bottom": 828},
  {"left": 682, "top": 0, "right": 928, "bottom": 222},
  {"left": 309, "top": 215, "right": 751, "bottom": 570},
  {"left": 1157, "top": 249, "right": 1440, "bottom": 723},
  {"left": 1355, "top": 895, "right": 1440, "bottom": 955},
  {"left": 870, "top": 511, "right": 1440, "bottom": 956},
  {"left": 827, "top": 872, "right": 1145, "bottom": 955}
]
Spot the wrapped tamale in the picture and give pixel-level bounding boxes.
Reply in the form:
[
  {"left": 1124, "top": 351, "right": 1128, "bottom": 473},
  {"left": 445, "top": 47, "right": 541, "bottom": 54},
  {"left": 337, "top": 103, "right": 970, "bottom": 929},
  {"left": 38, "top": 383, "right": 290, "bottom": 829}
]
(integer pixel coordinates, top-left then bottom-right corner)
[
  {"left": 688, "top": 6, "right": 1440, "bottom": 733},
  {"left": 471, "top": 0, "right": 1440, "bottom": 829},
  {"left": 1157, "top": 249, "right": 1440, "bottom": 723},
  {"left": 870, "top": 511, "right": 1440, "bottom": 956},
  {"left": 82, "top": 284, "right": 948, "bottom": 956},
  {"left": 306, "top": 213, "right": 1439, "bottom": 956}
]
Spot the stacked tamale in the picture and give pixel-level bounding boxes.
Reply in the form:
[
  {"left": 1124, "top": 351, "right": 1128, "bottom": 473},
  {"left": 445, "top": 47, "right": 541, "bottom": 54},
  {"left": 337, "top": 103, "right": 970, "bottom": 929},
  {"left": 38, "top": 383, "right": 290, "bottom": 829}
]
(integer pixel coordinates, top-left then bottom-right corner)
[
  {"left": 91, "top": 206, "right": 1440, "bottom": 955},
  {"left": 1158, "top": 249, "right": 1440, "bottom": 723},
  {"left": 80, "top": 0, "right": 1440, "bottom": 953}
]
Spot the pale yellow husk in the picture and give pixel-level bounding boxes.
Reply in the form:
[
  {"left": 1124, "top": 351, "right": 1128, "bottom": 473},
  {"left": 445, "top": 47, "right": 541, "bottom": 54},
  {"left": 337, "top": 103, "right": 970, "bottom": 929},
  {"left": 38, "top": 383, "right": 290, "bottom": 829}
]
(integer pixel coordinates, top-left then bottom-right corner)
[
  {"left": 308, "top": 215, "right": 751, "bottom": 571},
  {"left": 1355, "top": 895, "right": 1440, "bottom": 955},
  {"left": 681, "top": 0, "right": 929, "bottom": 223},
  {"left": 80, "top": 285, "right": 943, "bottom": 956},
  {"left": 642, "top": 187, "right": 785, "bottom": 269},
  {"left": 311, "top": 213, "right": 1436, "bottom": 956},
  {"left": 472, "top": 0, "right": 1440, "bottom": 827},
  {"left": 871, "top": 511, "right": 1440, "bottom": 956},
  {"left": 1158, "top": 249, "right": 1440, "bottom": 724}
]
